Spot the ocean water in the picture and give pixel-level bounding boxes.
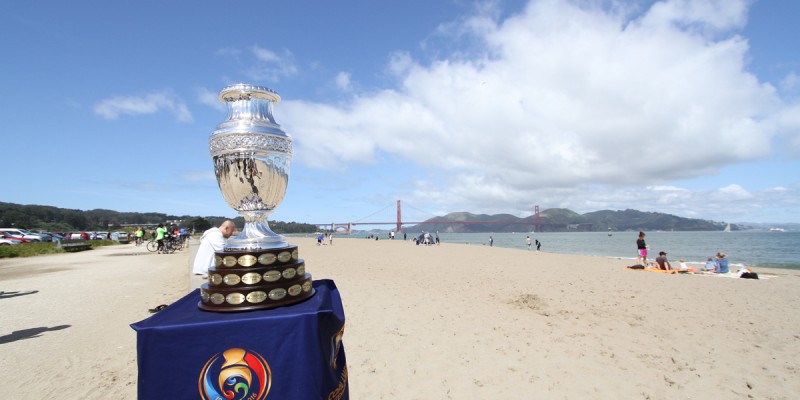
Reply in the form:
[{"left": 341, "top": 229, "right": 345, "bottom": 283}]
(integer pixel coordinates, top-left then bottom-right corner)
[{"left": 344, "top": 231, "right": 800, "bottom": 270}]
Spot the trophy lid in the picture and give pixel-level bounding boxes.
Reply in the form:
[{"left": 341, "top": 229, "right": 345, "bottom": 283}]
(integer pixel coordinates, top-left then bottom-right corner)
[{"left": 219, "top": 84, "right": 281, "bottom": 103}]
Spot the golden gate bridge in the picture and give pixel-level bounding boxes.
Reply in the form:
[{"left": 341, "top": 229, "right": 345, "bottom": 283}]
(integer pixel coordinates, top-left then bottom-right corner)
[{"left": 314, "top": 200, "right": 544, "bottom": 234}]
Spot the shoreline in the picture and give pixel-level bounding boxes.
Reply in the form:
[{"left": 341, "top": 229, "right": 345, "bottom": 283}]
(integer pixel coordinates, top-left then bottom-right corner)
[
  {"left": 311, "top": 233, "right": 799, "bottom": 271},
  {"left": 2, "top": 237, "right": 798, "bottom": 398}
]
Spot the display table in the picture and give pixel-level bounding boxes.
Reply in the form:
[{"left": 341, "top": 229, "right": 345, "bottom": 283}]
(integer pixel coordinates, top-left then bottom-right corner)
[{"left": 131, "top": 279, "right": 348, "bottom": 400}]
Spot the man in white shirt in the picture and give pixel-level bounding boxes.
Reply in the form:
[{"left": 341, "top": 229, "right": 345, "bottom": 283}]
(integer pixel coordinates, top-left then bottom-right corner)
[{"left": 192, "top": 220, "right": 236, "bottom": 277}]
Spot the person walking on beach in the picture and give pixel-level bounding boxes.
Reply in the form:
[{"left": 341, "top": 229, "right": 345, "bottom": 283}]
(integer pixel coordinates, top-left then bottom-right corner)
[
  {"left": 329, "top": 233, "right": 333, "bottom": 245},
  {"left": 526, "top": 236, "right": 532, "bottom": 250},
  {"left": 192, "top": 220, "right": 236, "bottom": 277},
  {"left": 535, "top": 239, "right": 541, "bottom": 251},
  {"left": 489, "top": 236, "right": 494, "bottom": 247},
  {"left": 636, "top": 232, "right": 648, "bottom": 266}
]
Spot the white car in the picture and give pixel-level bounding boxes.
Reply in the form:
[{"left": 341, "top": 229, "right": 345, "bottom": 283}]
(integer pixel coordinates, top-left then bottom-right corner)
[
  {"left": 0, "top": 228, "right": 43, "bottom": 242},
  {"left": 0, "top": 238, "right": 21, "bottom": 246},
  {"left": 111, "top": 231, "right": 130, "bottom": 243},
  {"left": 93, "top": 232, "right": 110, "bottom": 240}
]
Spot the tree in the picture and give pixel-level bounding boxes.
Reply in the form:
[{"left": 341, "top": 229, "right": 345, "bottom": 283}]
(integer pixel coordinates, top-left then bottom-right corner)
[{"left": 191, "top": 218, "right": 211, "bottom": 233}]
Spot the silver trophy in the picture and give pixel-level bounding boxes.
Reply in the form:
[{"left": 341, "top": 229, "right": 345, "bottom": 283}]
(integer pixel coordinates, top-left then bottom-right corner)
[{"left": 210, "top": 84, "right": 291, "bottom": 251}]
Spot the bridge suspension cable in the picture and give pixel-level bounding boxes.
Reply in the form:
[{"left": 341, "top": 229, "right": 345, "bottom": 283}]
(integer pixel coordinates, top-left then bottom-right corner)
[
  {"left": 401, "top": 201, "right": 440, "bottom": 220},
  {"left": 352, "top": 202, "right": 395, "bottom": 223}
]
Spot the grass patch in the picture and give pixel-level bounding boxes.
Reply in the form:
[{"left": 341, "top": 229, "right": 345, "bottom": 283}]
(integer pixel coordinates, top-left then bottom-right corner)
[{"left": 0, "top": 240, "right": 122, "bottom": 258}]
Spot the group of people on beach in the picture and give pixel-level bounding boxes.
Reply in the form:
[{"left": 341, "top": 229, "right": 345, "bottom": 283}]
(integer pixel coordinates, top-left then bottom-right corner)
[
  {"left": 636, "top": 231, "right": 731, "bottom": 273},
  {"left": 317, "top": 233, "right": 333, "bottom": 245},
  {"left": 525, "top": 235, "right": 541, "bottom": 251}
]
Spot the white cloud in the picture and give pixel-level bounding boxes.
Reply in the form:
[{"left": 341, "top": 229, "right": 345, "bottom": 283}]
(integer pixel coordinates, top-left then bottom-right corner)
[
  {"left": 178, "top": 170, "right": 215, "bottom": 182},
  {"left": 196, "top": 86, "right": 225, "bottom": 112},
  {"left": 780, "top": 72, "right": 799, "bottom": 93},
  {"left": 275, "top": 0, "right": 797, "bottom": 221},
  {"left": 94, "top": 90, "right": 193, "bottom": 122},
  {"left": 718, "top": 184, "right": 752, "bottom": 199},
  {"left": 641, "top": 0, "right": 748, "bottom": 33},
  {"left": 244, "top": 45, "right": 298, "bottom": 82},
  {"left": 335, "top": 71, "right": 352, "bottom": 91}
]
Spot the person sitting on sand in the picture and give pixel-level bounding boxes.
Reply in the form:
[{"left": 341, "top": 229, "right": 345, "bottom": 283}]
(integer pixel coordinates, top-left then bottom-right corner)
[
  {"left": 715, "top": 252, "right": 730, "bottom": 273},
  {"left": 655, "top": 251, "right": 671, "bottom": 270},
  {"left": 678, "top": 259, "right": 690, "bottom": 271},
  {"left": 704, "top": 257, "right": 716, "bottom": 272}
]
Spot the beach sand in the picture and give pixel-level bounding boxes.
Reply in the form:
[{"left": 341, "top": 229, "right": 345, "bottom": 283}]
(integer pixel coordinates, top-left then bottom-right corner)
[{"left": 1, "top": 237, "right": 798, "bottom": 399}]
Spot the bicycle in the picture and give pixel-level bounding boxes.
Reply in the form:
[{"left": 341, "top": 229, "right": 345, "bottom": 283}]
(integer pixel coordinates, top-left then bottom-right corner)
[
  {"left": 146, "top": 239, "right": 158, "bottom": 252},
  {"left": 147, "top": 234, "right": 183, "bottom": 254}
]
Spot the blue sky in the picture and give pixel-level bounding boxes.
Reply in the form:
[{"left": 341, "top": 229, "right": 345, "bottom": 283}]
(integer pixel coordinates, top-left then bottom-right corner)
[{"left": 2, "top": 0, "right": 798, "bottom": 226}]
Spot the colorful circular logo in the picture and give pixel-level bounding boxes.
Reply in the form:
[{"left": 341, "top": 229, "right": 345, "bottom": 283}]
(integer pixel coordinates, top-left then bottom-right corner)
[{"left": 198, "top": 348, "right": 271, "bottom": 400}]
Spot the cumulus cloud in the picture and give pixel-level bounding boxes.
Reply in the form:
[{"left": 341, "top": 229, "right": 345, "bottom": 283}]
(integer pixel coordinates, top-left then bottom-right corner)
[
  {"left": 94, "top": 90, "right": 193, "bottom": 122},
  {"left": 279, "top": 0, "right": 798, "bottom": 221}
]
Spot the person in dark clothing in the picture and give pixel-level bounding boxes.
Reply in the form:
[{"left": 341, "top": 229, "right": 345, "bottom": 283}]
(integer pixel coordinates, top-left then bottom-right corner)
[
  {"left": 655, "top": 251, "right": 671, "bottom": 270},
  {"left": 636, "top": 231, "right": 648, "bottom": 266}
]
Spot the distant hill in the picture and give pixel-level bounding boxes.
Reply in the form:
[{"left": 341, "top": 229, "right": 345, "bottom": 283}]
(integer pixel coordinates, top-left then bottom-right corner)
[
  {"left": 2, "top": 201, "right": 739, "bottom": 234},
  {"left": 404, "top": 208, "right": 730, "bottom": 233}
]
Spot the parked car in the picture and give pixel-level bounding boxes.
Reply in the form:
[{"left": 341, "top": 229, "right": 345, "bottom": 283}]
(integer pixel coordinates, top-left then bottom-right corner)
[
  {"left": 69, "top": 232, "right": 91, "bottom": 240},
  {"left": 93, "top": 232, "right": 110, "bottom": 240},
  {"left": 0, "top": 238, "right": 21, "bottom": 246},
  {"left": 15, "top": 228, "right": 49, "bottom": 241},
  {"left": 0, "top": 231, "right": 29, "bottom": 243},
  {"left": 47, "top": 233, "right": 66, "bottom": 242},
  {"left": 32, "top": 231, "right": 54, "bottom": 242},
  {"left": 111, "top": 231, "right": 130, "bottom": 244},
  {"left": 0, "top": 228, "right": 43, "bottom": 242}
]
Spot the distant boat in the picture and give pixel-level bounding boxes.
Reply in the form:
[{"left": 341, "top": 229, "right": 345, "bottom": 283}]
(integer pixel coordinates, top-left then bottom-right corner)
[
  {"left": 723, "top": 224, "right": 732, "bottom": 232},
  {"left": 769, "top": 227, "right": 786, "bottom": 232}
]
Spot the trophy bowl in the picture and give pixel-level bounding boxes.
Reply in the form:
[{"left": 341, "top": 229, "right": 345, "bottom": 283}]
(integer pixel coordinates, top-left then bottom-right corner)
[{"left": 209, "top": 84, "right": 291, "bottom": 251}]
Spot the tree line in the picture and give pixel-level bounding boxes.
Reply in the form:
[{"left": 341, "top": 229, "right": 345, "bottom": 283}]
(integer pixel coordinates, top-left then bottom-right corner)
[{"left": 0, "top": 202, "right": 318, "bottom": 234}]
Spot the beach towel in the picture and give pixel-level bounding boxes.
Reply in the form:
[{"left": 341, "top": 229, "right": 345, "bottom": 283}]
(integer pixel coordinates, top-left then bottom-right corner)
[{"left": 626, "top": 266, "right": 677, "bottom": 274}]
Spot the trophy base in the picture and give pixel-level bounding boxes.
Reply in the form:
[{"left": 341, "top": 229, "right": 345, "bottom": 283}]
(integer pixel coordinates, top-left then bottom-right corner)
[{"left": 198, "top": 244, "right": 315, "bottom": 312}]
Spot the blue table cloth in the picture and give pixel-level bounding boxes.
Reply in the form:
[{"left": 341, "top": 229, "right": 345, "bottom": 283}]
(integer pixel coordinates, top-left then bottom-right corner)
[{"left": 131, "top": 279, "right": 348, "bottom": 400}]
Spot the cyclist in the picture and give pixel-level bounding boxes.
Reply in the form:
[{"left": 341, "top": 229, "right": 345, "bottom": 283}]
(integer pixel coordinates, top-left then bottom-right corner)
[
  {"left": 156, "top": 224, "right": 167, "bottom": 254},
  {"left": 135, "top": 227, "right": 144, "bottom": 246}
]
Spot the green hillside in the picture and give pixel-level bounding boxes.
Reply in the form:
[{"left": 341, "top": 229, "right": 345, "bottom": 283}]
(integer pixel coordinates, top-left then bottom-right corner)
[{"left": 404, "top": 208, "right": 730, "bottom": 233}]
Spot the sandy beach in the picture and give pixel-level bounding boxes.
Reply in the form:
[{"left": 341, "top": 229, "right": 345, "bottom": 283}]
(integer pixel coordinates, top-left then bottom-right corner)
[{"left": 2, "top": 237, "right": 799, "bottom": 399}]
